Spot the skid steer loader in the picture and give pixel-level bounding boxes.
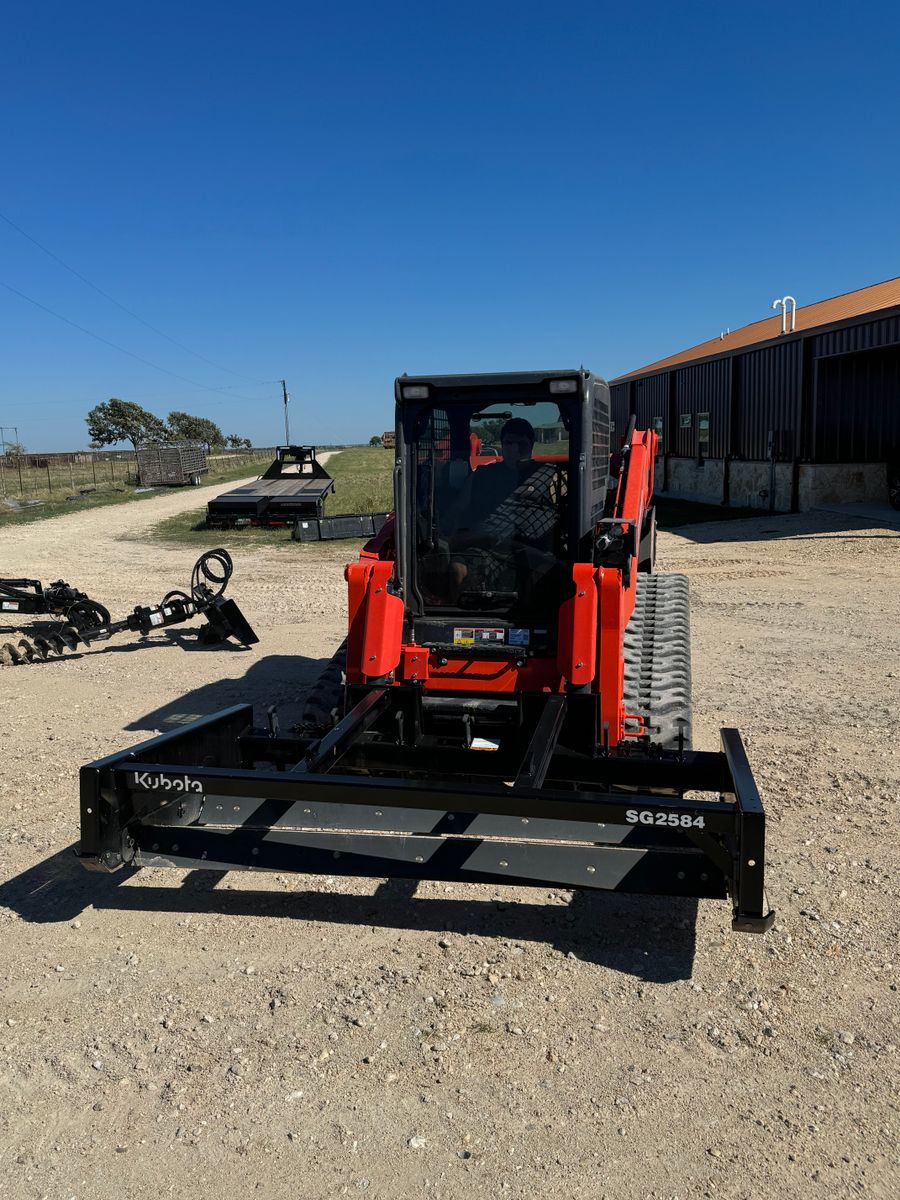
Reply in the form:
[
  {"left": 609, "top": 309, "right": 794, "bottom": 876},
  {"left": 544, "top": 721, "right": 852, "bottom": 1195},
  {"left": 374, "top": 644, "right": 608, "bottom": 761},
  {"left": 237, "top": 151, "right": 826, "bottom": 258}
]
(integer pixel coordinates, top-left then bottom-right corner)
[{"left": 78, "top": 371, "right": 773, "bottom": 933}]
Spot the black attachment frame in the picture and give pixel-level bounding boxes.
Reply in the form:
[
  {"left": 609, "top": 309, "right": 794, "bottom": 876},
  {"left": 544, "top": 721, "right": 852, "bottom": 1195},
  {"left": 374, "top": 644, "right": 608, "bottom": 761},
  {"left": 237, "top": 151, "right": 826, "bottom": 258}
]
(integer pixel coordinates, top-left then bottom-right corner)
[{"left": 77, "top": 689, "right": 774, "bottom": 934}]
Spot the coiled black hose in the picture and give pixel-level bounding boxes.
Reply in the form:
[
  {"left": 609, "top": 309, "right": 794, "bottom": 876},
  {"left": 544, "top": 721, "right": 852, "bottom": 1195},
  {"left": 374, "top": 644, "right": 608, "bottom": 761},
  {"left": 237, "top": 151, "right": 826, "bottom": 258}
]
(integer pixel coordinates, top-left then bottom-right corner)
[{"left": 190, "top": 548, "right": 233, "bottom": 602}]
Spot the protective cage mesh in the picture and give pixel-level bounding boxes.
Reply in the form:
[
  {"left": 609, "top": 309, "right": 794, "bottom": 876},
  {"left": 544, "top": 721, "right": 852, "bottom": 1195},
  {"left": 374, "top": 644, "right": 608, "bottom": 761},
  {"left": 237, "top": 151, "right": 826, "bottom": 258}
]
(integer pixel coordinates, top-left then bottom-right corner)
[
  {"left": 591, "top": 386, "right": 611, "bottom": 521},
  {"left": 416, "top": 407, "right": 451, "bottom": 467}
]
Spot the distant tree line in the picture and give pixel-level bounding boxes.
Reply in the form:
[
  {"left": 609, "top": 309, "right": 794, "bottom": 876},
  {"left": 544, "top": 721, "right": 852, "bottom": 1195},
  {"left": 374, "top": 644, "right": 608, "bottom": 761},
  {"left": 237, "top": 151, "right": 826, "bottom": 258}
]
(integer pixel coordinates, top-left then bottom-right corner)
[{"left": 86, "top": 398, "right": 252, "bottom": 453}]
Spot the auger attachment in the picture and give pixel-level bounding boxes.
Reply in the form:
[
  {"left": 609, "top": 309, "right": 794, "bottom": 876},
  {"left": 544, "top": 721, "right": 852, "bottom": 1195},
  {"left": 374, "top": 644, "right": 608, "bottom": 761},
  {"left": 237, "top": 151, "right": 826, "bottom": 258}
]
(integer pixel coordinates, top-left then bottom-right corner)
[{"left": 1, "top": 550, "right": 257, "bottom": 666}]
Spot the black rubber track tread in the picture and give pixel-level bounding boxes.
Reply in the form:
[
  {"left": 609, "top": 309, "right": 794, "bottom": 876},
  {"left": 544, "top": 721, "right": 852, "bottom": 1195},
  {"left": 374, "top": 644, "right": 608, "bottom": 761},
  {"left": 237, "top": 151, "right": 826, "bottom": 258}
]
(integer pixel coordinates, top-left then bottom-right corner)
[
  {"left": 623, "top": 572, "right": 693, "bottom": 750},
  {"left": 298, "top": 638, "right": 348, "bottom": 732}
]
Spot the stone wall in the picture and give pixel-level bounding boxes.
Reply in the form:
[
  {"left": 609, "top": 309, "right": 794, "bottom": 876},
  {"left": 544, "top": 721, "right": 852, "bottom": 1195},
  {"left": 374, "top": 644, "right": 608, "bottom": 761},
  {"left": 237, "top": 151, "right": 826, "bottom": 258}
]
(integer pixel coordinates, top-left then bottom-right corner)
[
  {"left": 727, "top": 461, "right": 793, "bottom": 511},
  {"left": 658, "top": 457, "right": 725, "bottom": 506},
  {"left": 797, "top": 462, "right": 888, "bottom": 509},
  {"left": 656, "top": 458, "right": 889, "bottom": 512}
]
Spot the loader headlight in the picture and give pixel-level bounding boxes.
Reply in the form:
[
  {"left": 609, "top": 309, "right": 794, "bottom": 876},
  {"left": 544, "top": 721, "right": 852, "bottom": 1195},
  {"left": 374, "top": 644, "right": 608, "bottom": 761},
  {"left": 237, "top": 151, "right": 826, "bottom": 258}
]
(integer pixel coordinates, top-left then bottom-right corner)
[
  {"left": 402, "top": 385, "right": 429, "bottom": 399},
  {"left": 549, "top": 379, "right": 577, "bottom": 394}
]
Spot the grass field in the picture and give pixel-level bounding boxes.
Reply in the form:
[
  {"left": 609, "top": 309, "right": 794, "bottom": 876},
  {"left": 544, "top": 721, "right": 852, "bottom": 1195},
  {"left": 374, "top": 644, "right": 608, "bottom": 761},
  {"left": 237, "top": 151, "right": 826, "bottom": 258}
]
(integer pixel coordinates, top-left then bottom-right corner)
[{"left": 0, "top": 451, "right": 278, "bottom": 531}]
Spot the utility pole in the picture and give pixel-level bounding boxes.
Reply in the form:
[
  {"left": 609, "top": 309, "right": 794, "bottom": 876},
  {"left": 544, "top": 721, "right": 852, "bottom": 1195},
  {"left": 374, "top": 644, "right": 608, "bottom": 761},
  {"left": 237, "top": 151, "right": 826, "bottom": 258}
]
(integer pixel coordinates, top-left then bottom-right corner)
[{"left": 281, "top": 380, "right": 291, "bottom": 446}]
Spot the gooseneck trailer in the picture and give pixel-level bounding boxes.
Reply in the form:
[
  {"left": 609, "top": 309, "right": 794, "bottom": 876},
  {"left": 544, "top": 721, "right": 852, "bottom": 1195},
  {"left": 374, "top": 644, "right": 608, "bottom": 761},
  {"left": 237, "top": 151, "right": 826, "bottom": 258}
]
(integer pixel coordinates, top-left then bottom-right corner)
[{"left": 206, "top": 445, "right": 335, "bottom": 529}]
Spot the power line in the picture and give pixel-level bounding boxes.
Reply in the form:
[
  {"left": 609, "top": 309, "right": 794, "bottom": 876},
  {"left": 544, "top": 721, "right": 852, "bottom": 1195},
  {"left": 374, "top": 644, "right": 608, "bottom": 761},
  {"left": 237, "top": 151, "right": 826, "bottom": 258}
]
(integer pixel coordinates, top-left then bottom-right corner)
[
  {"left": 0, "top": 207, "right": 275, "bottom": 385},
  {"left": 0, "top": 278, "right": 273, "bottom": 404}
]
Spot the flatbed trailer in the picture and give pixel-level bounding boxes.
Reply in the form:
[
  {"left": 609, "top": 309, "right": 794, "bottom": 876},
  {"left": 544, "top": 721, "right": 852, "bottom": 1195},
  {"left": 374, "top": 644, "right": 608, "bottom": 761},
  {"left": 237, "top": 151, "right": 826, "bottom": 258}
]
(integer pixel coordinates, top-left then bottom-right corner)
[{"left": 206, "top": 445, "right": 335, "bottom": 528}]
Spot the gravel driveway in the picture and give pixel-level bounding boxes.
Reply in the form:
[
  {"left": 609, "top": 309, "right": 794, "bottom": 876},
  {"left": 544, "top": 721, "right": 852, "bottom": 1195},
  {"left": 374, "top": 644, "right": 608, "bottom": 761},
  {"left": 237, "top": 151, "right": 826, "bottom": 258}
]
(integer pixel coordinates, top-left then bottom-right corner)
[{"left": 1, "top": 487, "right": 898, "bottom": 1199}]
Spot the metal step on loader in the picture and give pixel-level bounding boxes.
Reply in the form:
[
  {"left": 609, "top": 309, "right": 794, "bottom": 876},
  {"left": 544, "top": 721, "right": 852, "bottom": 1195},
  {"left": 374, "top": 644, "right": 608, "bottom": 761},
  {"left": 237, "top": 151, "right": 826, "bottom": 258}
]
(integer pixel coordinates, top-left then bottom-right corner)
[
  {"left": 1, "top": 549, "right": 257, "bottom": 665},
  {"left": 78, "top": 371, "right": 774, "bottom": 934}
]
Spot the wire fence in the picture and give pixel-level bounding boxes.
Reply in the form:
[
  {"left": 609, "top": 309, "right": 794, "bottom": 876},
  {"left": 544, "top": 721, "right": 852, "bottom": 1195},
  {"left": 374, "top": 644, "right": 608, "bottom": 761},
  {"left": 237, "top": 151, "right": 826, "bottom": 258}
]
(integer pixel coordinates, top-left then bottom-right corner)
[{"left": 0, "top": 448, "right": 278, "bottom": 502}]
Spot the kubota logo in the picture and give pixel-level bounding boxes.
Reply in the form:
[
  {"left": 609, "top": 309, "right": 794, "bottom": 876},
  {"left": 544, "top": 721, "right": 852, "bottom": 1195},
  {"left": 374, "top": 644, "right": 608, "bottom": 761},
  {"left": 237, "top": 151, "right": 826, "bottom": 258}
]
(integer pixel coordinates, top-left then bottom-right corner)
[{"left": 133, "top": 771, "right": 202, "bottom": 794}]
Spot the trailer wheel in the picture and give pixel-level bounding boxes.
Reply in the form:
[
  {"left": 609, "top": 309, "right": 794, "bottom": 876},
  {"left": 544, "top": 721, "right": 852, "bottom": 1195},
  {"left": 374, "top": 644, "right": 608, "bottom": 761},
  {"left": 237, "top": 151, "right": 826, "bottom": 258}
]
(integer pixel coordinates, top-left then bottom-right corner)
[
  {"left": 298, "top": 639, "right": 348, "bottom": 732},
  {"left": 623, "top": 573, "right": 692, "bottom": 750}
]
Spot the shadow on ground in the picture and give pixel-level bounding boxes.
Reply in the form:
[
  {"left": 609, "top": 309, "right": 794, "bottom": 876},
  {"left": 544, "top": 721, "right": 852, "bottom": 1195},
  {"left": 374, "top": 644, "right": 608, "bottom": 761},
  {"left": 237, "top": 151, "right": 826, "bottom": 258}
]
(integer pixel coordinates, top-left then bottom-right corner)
[
  {"left": 661, "top": 509, "right": 900, "bottom": 544},
  {"left": 0, "top": 849, "right": 698, "bottom": 982},
  {"left": 122, "top": 652, "right": 331, "bottom": 732},
  {"left": 0, "top": 624, "right": 256, "bottom": 668}
]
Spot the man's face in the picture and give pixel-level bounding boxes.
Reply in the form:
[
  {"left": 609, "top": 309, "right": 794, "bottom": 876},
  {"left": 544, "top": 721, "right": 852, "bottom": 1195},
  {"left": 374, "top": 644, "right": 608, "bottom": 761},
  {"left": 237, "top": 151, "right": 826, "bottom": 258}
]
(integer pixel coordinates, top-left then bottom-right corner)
[{"left": 501, "top": 433, "right": 533, "bottom": 467}]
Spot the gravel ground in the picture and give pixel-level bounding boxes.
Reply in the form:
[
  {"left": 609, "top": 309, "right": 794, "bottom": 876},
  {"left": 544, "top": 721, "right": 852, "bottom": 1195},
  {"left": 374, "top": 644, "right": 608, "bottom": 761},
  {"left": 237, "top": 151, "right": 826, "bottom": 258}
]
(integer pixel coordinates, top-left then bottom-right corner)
[{"left": 1, "top": 483, "right": 898, "bottom": 1200}]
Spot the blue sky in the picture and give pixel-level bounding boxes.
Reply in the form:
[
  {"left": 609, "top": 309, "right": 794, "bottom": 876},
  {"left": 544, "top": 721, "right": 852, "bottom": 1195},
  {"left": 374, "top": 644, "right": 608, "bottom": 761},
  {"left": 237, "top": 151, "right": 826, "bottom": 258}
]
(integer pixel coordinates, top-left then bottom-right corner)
[{"left": 1, "top": 1, "right": 898, "bottom": 451}]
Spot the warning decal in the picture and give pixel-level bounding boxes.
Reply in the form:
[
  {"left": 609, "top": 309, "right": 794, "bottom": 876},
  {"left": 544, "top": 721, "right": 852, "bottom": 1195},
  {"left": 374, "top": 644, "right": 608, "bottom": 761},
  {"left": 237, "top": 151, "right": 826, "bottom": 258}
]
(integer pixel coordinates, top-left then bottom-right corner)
[{"left": 452, "top": 627, "right": 505, "bottom": 647}]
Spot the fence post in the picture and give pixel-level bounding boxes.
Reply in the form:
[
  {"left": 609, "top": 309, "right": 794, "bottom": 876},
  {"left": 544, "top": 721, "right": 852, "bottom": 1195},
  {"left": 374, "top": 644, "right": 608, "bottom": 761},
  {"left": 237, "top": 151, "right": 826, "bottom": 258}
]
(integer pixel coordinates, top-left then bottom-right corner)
[
  {"left": 92, "top": 455, "right": 97, "bottom": 486},
  {"left": 69, "top": 460, "right": 75, "bottom": 491},
  {"left": 47, "top": 463, "right": 52, "bottom": 492}
]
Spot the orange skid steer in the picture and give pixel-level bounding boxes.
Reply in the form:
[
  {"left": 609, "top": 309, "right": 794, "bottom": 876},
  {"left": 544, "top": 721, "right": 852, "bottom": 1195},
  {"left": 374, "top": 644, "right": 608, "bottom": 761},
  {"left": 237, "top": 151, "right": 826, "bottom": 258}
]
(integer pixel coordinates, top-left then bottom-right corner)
[{"left": 79, "top": 371, "right": 774, "bottom": 934}]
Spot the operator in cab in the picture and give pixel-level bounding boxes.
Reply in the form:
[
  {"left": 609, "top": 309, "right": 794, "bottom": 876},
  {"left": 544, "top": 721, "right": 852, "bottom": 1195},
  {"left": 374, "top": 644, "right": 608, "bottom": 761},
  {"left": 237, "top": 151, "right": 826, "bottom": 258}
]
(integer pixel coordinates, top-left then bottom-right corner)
[{"left": 447, "top": 418, "right": 557, "bottom": 604}]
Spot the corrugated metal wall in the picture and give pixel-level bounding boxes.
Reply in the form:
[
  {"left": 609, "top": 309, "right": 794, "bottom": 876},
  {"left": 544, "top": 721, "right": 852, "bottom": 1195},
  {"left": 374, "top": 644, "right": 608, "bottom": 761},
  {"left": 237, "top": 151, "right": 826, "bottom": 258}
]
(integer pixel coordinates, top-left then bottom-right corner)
[
  {"left": 672, "top": 359, "right": 730, "bottom": 457},
  {"left": 736, "top": 340, "right": 802, "bottom": 460},
  {"left": 815, "top": 346, "right": 900, "bottom": 460},
  {"left": 633, "top": 373, "right": 669, "bottom": 446},
  {"left": 814, "top": 313, "right": 900, "bottom": 358},
  {"left": 609, "top": 384, "right": 630, "bottom": 444}
]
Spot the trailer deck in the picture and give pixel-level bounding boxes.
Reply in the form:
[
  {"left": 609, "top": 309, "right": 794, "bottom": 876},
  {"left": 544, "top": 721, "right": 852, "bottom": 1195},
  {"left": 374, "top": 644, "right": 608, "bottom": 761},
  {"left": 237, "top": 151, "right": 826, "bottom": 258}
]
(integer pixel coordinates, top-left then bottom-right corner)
[{"left": 206, "top": 445, "right": 335, "bottom": 528}]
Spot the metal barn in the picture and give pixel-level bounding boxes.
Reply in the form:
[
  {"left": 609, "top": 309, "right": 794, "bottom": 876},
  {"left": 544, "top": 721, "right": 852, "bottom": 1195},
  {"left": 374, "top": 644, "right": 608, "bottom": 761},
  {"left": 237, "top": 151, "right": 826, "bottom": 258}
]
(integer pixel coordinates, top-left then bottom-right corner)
[{"left": 609, "top": 278, "right": 900, "bottom": 510}]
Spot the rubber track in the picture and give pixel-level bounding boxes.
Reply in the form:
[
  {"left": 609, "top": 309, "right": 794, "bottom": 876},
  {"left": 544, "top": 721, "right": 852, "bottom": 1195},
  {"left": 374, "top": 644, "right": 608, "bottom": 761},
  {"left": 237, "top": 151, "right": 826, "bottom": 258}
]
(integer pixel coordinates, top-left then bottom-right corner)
[
  {"left": 623, "top": 572, "right": 692, "bottom": 750},
  {"left": 298, "top": 639, "right": 348, "bottom": 732}
]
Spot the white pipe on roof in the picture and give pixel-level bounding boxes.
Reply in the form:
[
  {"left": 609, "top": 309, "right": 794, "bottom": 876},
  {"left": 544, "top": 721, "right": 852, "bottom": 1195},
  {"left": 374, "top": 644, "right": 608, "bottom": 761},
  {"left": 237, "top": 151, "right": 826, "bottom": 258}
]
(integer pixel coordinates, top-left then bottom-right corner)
[{"left": 772, "top": 296, "right": 797, "bottom": 334}]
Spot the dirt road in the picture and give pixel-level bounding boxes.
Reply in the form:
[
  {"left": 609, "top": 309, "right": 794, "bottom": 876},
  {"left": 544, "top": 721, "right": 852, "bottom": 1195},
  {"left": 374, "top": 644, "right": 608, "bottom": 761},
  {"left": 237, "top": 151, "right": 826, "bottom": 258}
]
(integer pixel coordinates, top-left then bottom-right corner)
[{"left": 1, "top": 488, "right": 898, "bottom": 1200}]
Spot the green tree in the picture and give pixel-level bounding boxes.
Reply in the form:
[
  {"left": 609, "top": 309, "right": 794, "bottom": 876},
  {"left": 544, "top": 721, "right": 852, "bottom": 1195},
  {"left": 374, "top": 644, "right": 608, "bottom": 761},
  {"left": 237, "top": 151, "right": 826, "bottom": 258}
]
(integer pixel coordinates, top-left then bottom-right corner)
[
  {"left": 167, "top": 411, "right": 224, "bottom": 451},
  {"left": 4, "top": 441, "right": 26, "bottom": 457},
  {"left": 226, "top": 434, "right": 252, "bottom": 450},
  {"left": 86, "top": 398, "right": 168, "bottom": 451},
  {"left": 369, "top": 435, "right": 383, "bottom": 447}
]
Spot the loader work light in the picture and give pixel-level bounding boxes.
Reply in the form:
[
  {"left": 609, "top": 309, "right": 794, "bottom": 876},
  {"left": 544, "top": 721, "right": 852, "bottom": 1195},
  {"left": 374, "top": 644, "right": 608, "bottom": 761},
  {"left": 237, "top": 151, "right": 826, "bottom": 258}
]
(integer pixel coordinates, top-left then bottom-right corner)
[
  {"left": 549, "top": 379, "right": 577, "bottom": 393},
  {"left": 402, "top": 385, "right": 429, "bottom": 399}
]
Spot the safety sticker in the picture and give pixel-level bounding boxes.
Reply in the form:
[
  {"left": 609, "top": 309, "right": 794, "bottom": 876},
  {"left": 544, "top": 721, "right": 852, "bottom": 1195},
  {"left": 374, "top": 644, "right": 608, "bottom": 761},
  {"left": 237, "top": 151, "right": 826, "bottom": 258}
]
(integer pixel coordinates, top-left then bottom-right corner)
[
  {"left": 453, "top": 627, "right": 505, "bottom": 646},
  {"left": 2, "top": 601, "right": 20, "bottom": 611},
  {"left": 508, "top": 628, "right": 530, "bottom": 647}
]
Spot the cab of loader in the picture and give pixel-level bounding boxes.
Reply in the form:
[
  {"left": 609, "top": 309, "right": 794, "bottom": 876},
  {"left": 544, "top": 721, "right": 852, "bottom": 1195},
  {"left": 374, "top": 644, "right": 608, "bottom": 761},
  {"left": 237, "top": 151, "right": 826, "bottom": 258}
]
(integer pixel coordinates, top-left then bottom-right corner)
[{"left": 393, "top": 370, "right": 610, "bottom": 640}]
